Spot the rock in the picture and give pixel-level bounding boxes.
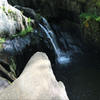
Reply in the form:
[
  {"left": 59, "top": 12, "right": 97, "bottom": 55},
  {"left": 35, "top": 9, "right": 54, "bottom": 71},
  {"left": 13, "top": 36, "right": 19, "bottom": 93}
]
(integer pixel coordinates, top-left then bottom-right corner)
[
  {"left": 8, "top": 0, "right": 37, "bottom": 9},
  {"left": 14, "top": 5, "right": 36, "bottom": 19},
  {"left": 0, "top": 52, "right": 69, "bottom": 100},
  {"left": 0, "top": 77, "right": 10, "bottom": 93},
  {"left": 0, "top": 0, "right": 34, "bottom": 38}
]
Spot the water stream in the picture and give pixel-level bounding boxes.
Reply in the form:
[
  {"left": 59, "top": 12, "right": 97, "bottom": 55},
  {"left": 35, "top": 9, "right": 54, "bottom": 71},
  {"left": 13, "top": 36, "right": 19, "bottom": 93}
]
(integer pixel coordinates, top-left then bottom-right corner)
[
  {"left": 39, "top": 18, "right": 100, "bottom": 100},
  {"left": 39, "top": 17, "right": 72, "bottom": 64}
]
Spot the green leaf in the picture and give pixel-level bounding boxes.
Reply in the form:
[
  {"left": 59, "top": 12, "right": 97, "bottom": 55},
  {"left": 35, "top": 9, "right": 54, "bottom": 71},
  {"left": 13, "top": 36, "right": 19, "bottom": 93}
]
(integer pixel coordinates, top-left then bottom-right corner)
[
  {"left": 3, "top": 6, "right": 5, "bottom": 12},
  {"left": 0, "top": 38, "right": 5, "bottom": 43},
  {"left": 8, "top": 9, "right": 12, "bottom": 13},
  {"left": 96, "top": 17, "right": 100, "bottom": 21}
]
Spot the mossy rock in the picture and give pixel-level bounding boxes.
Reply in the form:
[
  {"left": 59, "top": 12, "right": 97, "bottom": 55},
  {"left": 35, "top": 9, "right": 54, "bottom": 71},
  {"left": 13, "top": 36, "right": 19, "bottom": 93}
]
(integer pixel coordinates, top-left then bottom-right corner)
[{"left": 0, "top": 44, "right": 4, "bottom": 52}]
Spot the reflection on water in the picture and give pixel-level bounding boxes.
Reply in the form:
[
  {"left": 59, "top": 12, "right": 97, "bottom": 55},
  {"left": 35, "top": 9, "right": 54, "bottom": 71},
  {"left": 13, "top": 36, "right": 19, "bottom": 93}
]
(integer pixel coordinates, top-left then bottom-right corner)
[{"left": 54, "top": 53, "right": 100, "bottom": 100}]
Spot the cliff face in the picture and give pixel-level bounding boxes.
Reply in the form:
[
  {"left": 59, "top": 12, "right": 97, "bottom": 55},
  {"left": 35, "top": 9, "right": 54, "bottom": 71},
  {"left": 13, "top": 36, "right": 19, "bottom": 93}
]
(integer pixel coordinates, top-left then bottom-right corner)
[
  {"left": 7, "top": 0, "right": 83, "bottom": 20},
  {"left": 7, "top": 0, "right": 100, "bottom": 56}
]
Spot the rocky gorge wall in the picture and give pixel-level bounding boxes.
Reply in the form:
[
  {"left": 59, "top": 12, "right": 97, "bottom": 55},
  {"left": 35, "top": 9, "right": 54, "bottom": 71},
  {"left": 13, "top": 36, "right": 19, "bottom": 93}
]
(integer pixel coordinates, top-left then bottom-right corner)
[{"left": 8, "top": 0, "right": 100, "bottom": 56}]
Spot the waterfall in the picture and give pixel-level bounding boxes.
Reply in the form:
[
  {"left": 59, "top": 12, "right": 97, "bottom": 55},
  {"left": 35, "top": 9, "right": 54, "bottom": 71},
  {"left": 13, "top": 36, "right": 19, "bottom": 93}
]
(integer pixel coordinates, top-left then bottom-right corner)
[
  {"left": 39, "top": 24, "right": 59, "bottom": 54},
  {"left": 39, "top": 17, "right": 70, "bottom": 64}
]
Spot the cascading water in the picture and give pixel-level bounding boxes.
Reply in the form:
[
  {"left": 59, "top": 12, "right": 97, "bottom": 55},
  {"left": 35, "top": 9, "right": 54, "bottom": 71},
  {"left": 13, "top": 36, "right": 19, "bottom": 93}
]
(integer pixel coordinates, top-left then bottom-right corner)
[
  {"left": 44, "top": 21, "right": 100, "bottom": 100},
  {"left": 39, "top": 17, "right": 71, "bottom": 64},
  {"left": 39, "top": 24, "right": 59, "bottom": 54}
]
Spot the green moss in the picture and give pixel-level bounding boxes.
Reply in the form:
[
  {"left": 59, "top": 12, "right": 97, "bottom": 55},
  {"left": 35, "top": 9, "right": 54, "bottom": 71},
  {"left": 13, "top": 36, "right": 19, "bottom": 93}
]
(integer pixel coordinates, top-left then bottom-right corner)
[
  {"left": 11, "top": 25, "right": 33, "bottom": 37},
  {"left": 91, "top": 0, "right": 100, "bottom": 7},
  {"left": 19, "top": 25, "right": 33, "bottom": 37},
  {"left": 78, "top": 0, "right": 100, "bottom": 7},
  {"left": 96, "top": 0, "right": 100, "bottom": 7},
  {"left": 0, "top": 17, "right": 33, "bottom": 44},
  {"left": 21, "top": 11, "right": 24, "bottom": 14},
  {"left": 8, "top": 9, "right": 15, "bottom": 15},
  {"left": 35, "top": 13, "right": 41, "bottom": 21},
  {"left": 0, "top": 44, "right": 3, "bottom": 51},
  {"left": 0, "top": 25, "right": 33, "bottom": 43},
  {"left": 8, "top": 9, "right": 12, "bottom": 13},
  {"left": 3, "top": 6, "right": 5, "bottom": 12},
  {"left": 9, "top": 58, "right": 17, "bottom": 78},
  {"left": 28, "top": 17, "right": 31, "bottom": 26},
  {"left": 80, "top": 12, "right": 100, "bottom": 42},
  {"left": 14, "top": 17, "right": 17, "bottom": 21},
  {"left": 0, "top": 38, "right": 5, "bottom": 43}
]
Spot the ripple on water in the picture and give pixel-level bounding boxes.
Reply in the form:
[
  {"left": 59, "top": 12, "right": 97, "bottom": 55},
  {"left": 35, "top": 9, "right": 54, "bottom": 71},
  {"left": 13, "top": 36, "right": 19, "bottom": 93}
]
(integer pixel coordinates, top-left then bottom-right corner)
[{"left": 77, "top": 96, "right": 79, "bottom": 98}]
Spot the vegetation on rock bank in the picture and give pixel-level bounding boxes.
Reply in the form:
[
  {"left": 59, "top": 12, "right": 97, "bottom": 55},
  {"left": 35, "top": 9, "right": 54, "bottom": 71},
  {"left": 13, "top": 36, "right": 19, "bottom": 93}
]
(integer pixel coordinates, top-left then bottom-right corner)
[
  {"left": 0, "top": 17, "right": 33, "bottom": 43},
  {"left": 77, "top": 0, "right": 100, "bottom": 7}
]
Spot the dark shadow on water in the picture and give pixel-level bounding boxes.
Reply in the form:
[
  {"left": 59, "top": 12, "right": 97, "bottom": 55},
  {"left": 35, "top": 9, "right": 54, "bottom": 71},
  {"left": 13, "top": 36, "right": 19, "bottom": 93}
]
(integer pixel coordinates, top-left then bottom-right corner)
[{"left": 53, "top": 53, "right": 100, "bottom": 100}]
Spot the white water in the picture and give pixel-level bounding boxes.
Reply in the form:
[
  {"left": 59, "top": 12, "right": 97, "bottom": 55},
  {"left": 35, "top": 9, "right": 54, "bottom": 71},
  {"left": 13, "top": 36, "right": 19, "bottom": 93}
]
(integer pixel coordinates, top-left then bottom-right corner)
[
  {"left": 39, "top": 24, "right": 58, "bottom": 54},
  {"left": 39, "top": 17, "right": 70, "bottom": 64}
]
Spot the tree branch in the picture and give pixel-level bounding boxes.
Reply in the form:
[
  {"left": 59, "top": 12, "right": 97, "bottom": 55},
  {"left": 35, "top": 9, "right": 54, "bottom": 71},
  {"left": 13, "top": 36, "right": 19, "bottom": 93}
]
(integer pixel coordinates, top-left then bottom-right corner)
[{"left": 0, "top": 64, "right": 16, "bottom": 81}]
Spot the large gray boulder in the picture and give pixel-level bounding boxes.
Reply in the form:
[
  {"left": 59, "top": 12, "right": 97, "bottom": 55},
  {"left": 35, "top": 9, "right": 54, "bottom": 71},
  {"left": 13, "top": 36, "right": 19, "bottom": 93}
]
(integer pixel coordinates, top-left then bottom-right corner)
[{"left": 0, "top": 52, "right": 69, "bottom": 99}]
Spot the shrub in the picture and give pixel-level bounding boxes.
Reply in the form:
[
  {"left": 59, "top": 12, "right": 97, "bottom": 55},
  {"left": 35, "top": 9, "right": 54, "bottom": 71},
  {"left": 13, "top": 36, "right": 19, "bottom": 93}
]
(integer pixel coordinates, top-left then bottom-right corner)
[
  {"left": 79, "top": 12, "right": 99, "bottom": 21},
  {"left": 19, "top": 25, "right": 33, "bottom": 37}
]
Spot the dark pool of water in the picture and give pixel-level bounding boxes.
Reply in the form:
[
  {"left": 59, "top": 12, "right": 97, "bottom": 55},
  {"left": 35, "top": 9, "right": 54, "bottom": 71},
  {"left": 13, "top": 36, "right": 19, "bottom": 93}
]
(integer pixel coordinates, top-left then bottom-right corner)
[{"left": 54, "top": 53, "right": 100, "bottom": 100}]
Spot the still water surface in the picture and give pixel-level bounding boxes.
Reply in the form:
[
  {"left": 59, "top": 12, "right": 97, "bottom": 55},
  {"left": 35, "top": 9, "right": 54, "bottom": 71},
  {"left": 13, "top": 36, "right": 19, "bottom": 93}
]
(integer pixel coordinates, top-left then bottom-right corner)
[{"left": 54, "top": 53, "right": 100, "bottom": 100}]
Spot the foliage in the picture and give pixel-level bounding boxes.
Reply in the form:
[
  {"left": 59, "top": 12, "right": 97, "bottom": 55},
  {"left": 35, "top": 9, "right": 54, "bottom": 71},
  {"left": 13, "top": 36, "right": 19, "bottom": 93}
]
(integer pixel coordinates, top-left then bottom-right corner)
[
  {"left": 83, "top": 20, "right": 89, "bottom": 28},
  {"left": 80, "top": 12, "right": 100, "bottom": 42},
  {"left": 96, "top": 17, "right": 100, "bottom": 21},
  {"left": 9, "top": 58, "right": 17, "bottom": 78},
  {"left": 0, "top": 18, "right": 33, "bottom": 43},
  {"left": 21, "top": 11, "right": 24, "bottom": 14},
  {"left": 35, "top": 13, "right": 41, "bottom": 21},
  {"left": 0, "top": 38, "right": 5, "bottom": 43},
  {"left": 0, "top": 44, "right": 3, "bottom": 51},
  {"left": 77, "top": 0, "right": 100, "bottom": 7},
  {"left": 79, "top": 12, "right": 100, "bottom": 28},
  {"left": 79, "top": 12, "right": 99, "bottom": 21},
  {"left": 3, "top": 6, "right": 5, "bottom": 12},
  {"left": 11, "top": 25, "right": 33, "bottom": 37},
  {"left": 8, "top": 9, "right": 12, "bottom": 13},
  {"left": 28, "top": 17, "right": 31, "bottom": 26},
  {"left": 92, "top": 0, "right": 100, "bottom": 7},
  {"left": 19, "top": 25, "right": 33, "bottom": 37}
]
